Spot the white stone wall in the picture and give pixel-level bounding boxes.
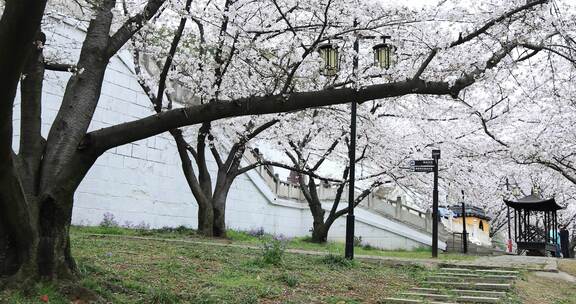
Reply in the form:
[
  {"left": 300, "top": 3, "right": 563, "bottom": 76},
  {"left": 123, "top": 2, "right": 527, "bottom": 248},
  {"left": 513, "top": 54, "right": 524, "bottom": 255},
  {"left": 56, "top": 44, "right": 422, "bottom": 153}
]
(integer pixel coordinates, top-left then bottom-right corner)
[{"left": 11, "top": 21, "right": 445, "bottom": 251}]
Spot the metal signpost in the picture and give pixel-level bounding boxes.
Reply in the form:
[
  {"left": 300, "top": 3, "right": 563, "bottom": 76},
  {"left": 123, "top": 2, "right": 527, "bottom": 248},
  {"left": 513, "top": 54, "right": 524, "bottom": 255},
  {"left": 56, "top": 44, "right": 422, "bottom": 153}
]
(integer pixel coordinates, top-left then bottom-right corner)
[{"left": 410, "top": 150, "right": 440, "bottom": 258}]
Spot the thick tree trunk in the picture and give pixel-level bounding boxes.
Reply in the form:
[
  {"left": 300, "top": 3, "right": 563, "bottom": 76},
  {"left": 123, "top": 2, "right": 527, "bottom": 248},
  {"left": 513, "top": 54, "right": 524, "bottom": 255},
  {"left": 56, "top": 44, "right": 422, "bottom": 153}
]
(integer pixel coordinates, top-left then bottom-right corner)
[
  {"left": 36, "top": 196, "right": 77, "bottom": 280},
  {"left": 212, "top": 181, "right": 232, "bottom": 238},
  {"left": 40, "top": 0, "right": 119, "bottom": 196},
  {"left": 311, "top": 223, "right": 329, "bottom": 243},
  {"left": 197, "top": 200, "right": 214, "bottom": 237},
  {"left": 1, "top": 185, "right": 77, "bottom": 285},
  {"left": 302, "top": 178, "right": 331, "bottom": 243}
]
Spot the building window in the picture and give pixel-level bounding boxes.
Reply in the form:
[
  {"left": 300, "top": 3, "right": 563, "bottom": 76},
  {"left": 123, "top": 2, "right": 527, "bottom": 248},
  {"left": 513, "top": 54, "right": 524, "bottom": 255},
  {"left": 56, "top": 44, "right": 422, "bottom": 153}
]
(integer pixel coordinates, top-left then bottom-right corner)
[{"left": 479, "top": 220, "right": 484, "bottom": 231}]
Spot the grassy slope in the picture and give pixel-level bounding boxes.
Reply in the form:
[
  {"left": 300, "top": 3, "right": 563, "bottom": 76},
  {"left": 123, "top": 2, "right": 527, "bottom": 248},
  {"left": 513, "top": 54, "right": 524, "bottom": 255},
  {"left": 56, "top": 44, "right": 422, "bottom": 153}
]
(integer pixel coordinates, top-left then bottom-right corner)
[
  {"left": 1, "top": 230, "right": 431, "bottom": 304},
  {"left": 73, "top": 226, "right": 475, "bottom": 261},
  {"left": 4, "top": 226, "right": 573, "bottom": 303},
  {"left": 558, "top": 260, "right": 576, "bottom": 276},
  {"left": 513, "top": 272, "right": 576, "bottom": 304}
]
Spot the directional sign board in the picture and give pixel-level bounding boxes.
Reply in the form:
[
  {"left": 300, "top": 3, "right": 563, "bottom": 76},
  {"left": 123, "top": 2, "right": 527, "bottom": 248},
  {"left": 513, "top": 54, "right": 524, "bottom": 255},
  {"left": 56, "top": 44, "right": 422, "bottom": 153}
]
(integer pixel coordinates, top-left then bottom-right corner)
[
  {"left": 412, "top": 166, "right": 434, "bottom": 172},
  {"left": 409, "top": 159, "right": 435, "bottom": 172},
  {"left": 410, "top": 160, "right": 435, "bottom": 166}
]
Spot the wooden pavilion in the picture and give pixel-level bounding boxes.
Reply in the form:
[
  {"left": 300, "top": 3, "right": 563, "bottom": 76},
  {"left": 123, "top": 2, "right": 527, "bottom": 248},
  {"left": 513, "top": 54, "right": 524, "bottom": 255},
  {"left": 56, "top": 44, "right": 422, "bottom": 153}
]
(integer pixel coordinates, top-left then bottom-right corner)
[{"left": 504, "top": 194, "right": 563, "bottom": 256}]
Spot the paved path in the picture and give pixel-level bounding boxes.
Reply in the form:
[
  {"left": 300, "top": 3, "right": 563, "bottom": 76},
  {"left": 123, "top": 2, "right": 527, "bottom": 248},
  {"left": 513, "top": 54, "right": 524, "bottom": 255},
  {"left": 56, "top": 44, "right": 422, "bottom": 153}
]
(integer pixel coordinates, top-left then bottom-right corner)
[
  {"left": 449, "top": 255, "right": 559, "bottom": 272},
  {"left": 534, "top": 270, "right": 576, "bottom": 283}
]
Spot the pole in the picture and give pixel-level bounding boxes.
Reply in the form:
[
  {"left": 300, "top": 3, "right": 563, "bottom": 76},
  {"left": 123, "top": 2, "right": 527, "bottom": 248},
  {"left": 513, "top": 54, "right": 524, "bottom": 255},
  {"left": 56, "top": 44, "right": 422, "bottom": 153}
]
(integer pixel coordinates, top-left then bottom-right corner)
[
  {"left": 345, "top": 20, "right": 359, "bottom": 260},
  {"left": 461, "top": 190, "right": 468, "bottom": 254},
  {"left": 432, "top": 149, "right": 440, "bottom": 258},
  {"left": 507, "top": 205, "right": 512, "bottom": 253}
]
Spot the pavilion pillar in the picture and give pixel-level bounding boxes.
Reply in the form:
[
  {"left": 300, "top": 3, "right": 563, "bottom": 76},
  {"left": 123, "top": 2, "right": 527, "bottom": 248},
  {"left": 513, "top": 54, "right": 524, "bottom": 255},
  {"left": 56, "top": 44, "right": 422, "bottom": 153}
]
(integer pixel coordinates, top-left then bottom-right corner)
[
  {"left": 544, "top": 211, "right": 548, "bottom": 244},
  {"left": 527, "top": 210, "right": 531, "bottom": 241},
  {"left": 514, "top": 209, "right": 518, "bottom": 243},
  {"left": 554, "top": 212, "right": 558, "bottom": 245},
  {"left": 518, "top": 209, "right": 522, "bottom": 242}
]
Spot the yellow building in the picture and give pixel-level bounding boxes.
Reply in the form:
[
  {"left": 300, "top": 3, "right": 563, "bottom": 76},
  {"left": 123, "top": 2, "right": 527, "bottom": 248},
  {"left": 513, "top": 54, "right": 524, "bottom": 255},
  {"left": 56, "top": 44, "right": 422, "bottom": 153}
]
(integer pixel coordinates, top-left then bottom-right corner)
[{"left": 446, "top": 205, "right": 492, "bottom": 247}]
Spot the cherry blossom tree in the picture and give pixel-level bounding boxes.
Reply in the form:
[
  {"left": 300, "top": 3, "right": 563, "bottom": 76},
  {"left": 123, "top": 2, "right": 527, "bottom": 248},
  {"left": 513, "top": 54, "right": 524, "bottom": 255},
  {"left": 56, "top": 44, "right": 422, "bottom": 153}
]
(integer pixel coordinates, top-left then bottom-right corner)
[{"left": 0, "top": 0, "right": 561, "bottom": 286}]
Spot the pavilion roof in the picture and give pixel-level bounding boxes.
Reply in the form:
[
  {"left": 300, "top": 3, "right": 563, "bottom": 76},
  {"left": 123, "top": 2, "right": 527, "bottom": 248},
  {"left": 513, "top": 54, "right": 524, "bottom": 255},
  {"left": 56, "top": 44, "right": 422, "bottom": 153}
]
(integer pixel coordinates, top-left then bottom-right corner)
[{"left": 504, "top": 194, "right": 563, "bottom": 211}]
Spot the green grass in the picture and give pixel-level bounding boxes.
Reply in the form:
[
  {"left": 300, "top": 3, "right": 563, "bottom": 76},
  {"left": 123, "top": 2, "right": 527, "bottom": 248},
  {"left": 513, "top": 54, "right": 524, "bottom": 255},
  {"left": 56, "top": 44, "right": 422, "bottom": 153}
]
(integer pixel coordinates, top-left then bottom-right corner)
[
  {"left": 1, "top": 232, "right": 432, "bottom": 303},
  {"left": 514, "top": 272, "right": 576, "bottom": 304},
  {"left": 0, "top": 283, "right": 70, "bottom": 304},
  {"left": 72, "top": 226, "right": 475, "bottom": 261}
]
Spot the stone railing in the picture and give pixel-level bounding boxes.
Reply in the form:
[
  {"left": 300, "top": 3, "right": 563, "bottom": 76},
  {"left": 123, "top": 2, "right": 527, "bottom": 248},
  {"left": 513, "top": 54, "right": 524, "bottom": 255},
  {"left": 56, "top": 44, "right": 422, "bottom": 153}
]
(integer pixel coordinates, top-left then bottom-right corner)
[{"left": 244, "top": 149, "right": 436, "bottom": 234}]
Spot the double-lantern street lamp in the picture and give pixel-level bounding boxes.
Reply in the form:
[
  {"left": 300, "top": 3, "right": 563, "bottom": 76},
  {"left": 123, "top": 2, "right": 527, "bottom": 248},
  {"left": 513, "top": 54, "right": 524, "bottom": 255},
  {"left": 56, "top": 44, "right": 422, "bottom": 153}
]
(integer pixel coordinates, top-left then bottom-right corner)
[
  {"left": 318, "top": 34, "right": 395, "bottom": 259},
  {"left": 318, "top": 35, "right": 394, "bottom": 76}
]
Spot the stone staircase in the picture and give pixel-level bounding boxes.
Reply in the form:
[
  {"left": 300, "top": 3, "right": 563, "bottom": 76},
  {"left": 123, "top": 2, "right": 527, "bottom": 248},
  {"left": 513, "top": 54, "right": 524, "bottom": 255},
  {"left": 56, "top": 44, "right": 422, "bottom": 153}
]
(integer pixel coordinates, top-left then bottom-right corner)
[
  {"left": 445, "top": 233, "right": 504, "bottom": 256},
  {"left": 383, "top": 265, "right": 519, "bottom": 303}
]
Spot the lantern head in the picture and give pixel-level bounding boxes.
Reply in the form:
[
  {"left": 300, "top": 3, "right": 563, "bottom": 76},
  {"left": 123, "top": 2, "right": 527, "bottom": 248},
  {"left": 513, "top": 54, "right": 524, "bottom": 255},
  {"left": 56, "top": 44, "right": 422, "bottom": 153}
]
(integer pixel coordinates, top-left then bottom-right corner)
[
  {"left": 512, "top": 186, "right": 521, "bottom": 197},
  {"left": 373, "top": 36, "right": 394, "bottom": 69},
  {"left": 318, "top": 43, "right": 339, "bottom": 76}
]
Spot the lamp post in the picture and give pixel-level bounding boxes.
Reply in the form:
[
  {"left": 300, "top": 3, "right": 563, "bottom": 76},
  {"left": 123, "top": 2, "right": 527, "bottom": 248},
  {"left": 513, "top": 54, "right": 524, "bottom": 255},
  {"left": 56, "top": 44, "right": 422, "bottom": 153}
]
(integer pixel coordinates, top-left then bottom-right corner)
[
  {"left": 431, "top": 149, "right": 440, "bottom": 258},
  {"left": 461, "top": 190, "right": 468, "bottom": 254},
  {"left": 344, "top": 29, "right": 360, "bottom": 260},
  {"left": 318, "top": 27, "right": 394, "bottom": 260}
]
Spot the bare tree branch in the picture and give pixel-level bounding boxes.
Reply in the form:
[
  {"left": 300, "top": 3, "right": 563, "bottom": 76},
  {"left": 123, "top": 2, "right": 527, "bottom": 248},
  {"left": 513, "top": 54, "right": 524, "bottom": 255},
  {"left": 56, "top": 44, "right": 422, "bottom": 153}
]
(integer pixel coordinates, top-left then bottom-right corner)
[
  {"left": 44, "top": 62, "right": 76, "bottom": 72},
  {"left": 155, "top": 0, "right": 193, "bottom": 111},
  {"left": 412, "top": 48, "right": 438, "bottom": 80},
  {"left": 449, "top": 0, "right": 548, "bottom": 48},
  {"left": 107, "top": 0, "right": 167, "bottom": 57}
]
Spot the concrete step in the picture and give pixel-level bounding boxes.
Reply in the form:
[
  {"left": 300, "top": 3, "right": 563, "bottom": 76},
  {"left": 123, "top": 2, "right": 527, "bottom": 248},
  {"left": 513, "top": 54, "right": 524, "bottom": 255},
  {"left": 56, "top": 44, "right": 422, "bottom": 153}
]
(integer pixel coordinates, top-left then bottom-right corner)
[
  {"left": 456, "top": 296, "right": 500, "bottom": 303},
  {"left": 474, "top": 269, "right": 520, "bottom": 275},
  {"left": 426, "top": 281, "right": 511, "bottom": 291},
  {"left": 435, "top": 272, "right": 517, "bottom": 280},
  {"left": 439, "top": 263, "right": 520, "bottom": 272},
  {"left": 439, "top": 267, "right": 519, "bottom": 275},
  {"left": 381, "top": 298, "right": 457, "bottom": 304},
  {"left": 400, "top": 293, "right": 500, "bottom": 303},
  {"left": 427, "top": 275, "right": 512, "bottom": 283},
  {"left": 410, "top": 288, "right": 506, "bottom": 298},
  {"left": 401, "top": 291, "right": 501, "bottom": 303},
  {"left": 400, "top": 292, "right": 452, "bottom": 301}
]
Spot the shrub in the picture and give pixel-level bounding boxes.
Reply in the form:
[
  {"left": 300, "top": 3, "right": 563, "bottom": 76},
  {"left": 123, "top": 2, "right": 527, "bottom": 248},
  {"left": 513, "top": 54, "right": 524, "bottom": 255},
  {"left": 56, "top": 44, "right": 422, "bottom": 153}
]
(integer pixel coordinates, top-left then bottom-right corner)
[
  {"left": 227, "top": 230, "right": 259, "bottom": 242},
  {"left": 320, "top": 254, "right": 355, "bottom": 268},
  {"left": 247, "top": 227, "right": 265, "bottom": 237},
  {"left": 353, "top": 236, "right": 363, "bottom": 247},
  {"left": 362, "top": 243, "right": 375, "bottom": 251},
  {"left": 260, "top": 235, "right": 290, "bottom": 265},
  {"left": 279, "top": 273, "right": 299, "bottom": 287},
  {"left": 148, "top": 288, "right": 180, "bottom": 304},
  {"left": 135, "top": 221, "right": 151, "bottom": 231},
  {"left": 99, "top": 212, "right": 118, "bottom": 228}
]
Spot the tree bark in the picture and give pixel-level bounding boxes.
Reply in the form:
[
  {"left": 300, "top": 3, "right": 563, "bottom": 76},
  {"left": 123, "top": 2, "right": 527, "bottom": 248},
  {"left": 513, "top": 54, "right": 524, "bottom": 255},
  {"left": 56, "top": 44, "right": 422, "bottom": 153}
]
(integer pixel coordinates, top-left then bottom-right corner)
[
  {"left": 18, "top": 31, "right": 46, "bottom": 193},
  {"left": 41, "top": 0, "right": 115, "bottom": 191},
  {"left": 36, "top": 195, "right": 77, "bottom": 280},
  {"left": 1, "top": 163, "right": 78, "bottom": 285},
  {"left": 212, "top": 178, "right": 232, "bottom": 238},
  {"left": 197, "top": 199, "right": 214, "bottom": 237},
  {"left": 311, "top": 223, "right": 329, "bottom": 243}
]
